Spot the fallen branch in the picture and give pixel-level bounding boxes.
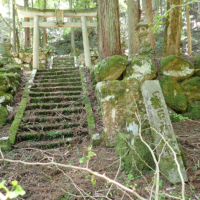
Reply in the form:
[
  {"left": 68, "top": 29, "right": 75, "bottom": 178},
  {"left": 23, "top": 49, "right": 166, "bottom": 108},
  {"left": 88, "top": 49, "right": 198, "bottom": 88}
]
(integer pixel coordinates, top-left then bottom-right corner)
[{"left": 0, "top": 149, "right": 146, "bottom": 200}]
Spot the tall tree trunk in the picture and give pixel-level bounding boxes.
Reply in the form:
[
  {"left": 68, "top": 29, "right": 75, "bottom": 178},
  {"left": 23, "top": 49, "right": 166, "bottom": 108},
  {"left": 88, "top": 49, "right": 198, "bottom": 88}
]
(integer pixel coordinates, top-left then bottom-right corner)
[
  {"left": 186, "top": 0, "right": 192, "bottom": 55},
  {"left": 127, "top": 0, "right": 140, "bottom": 56},
  {"left": 70, "top": 0, "right": 75, "bottom": 53},
  {"left": 145, "top": 0, "right": 156, "bottom": 50},
  {"left": 12, "top": 1, "right": 16, "bottom": 52},
  {"left": 152, "top": 0, "right": 157, "bottom": 11},
  {"left": 16, "top": 28, "right": 20, "bottom": 51},
  {"left": 9, "top": 0, "right": 11, "bottom": 42},
  {"left": 24, "top": 0, "right": 30, "bottom": 49},
  {"left": 43, "top": 0, "right": 47, "bottom": 49},
  {"left": 163, "top": 0, "right": 182, "bottom": 56},
  {"left": 98, "top": 0, "right": 121, "bottom": 60}
]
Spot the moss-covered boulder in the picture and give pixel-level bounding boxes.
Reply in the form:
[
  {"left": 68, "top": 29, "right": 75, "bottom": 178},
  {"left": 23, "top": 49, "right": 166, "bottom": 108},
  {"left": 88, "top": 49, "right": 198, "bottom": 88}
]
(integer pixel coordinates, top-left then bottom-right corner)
[
  {"left": 194, "top": 55, "right": 200, "bottom": 76},
  {"left": 5, "top": 73, "right": 21, "bottom": 83},
  {"left": 0, "top": 68, "right": 7, "bottom": 74},
  {"left": 183, "top": 101, "right": 200, "bottom": 120},
  {"left": 124, "top": 57, "right": 157, "bottom": 82},
  {"left": 160, "top": 55, "right": 195, "bottom": 81},
  {"left": 0, "top": 137, "right": 11, "bottom": 151},
  {"left": 0, "top": 91, "right": 13, "bottom": 105},
  {"left": 0, "top": 105, "right": 8, "bottom": 126},
  {"left": 6, "top": 65, "right": 22, "bottom": 74},
  {"left": 158, "top": 75, "right": 187, "bottom": 111},
  {"left": 95, "top": 77, "right": 148, "bottom": 147},
  {"left": 0, "top": 74, "right": 10, "bottom": 92},
  {"left": 181, "top": 77, "right": 200, "bottom": 102},
  {"left": 1, "top": 57, "right": 15, "bottom": 65},
  {"left": 115, "top": 133, "right": 155, "bottom": 175},
  {"left": 94, "top": 55, "right": 128, "bottom": 82},
  {"left": 0, "top": 60, "right": 4, "bottom": 67}
]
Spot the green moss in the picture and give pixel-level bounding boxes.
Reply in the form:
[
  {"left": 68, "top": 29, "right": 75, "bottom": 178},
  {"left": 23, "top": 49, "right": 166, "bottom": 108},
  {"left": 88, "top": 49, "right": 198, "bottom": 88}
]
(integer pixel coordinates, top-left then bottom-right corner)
[
  {"left": 9, "top": 98, "right": 27, "bottom": 144},
  {"left": 195, "top": 55, "right": 200, "bottom": 67},
  {"left": 150, "top": 96, "right": 162, "bottom": 109},
  {"left": 0, "top": 106, "right": 8, "bottom": 126},
  {"left": 115, "top": 133, "right": 155, "bottom": 175},
  {"left": 95, "top": 55, "right": 128, "bottom": 82},
  {"left": 181, "top": 77, "right": 200, "bottom": 102},
  {"left": 160, "top": 55, "right": 179, "bottom": 69},
  {"left": 186, "top": 102, "right": 200, "bottom": 120},
  {"left": 160, "top": 55, "right": 194, "bottom": 81},
  {"left": 159, "top": 75, "right": 187, "bottom": 111},
  {"left": 181, "top": 77, "right": 200, "bottom": 91},
  {"left": 79, "top": 67, "right": 96, "bottom": 135},
  {"left": 183, "top": 113, "right": 192, "bottom": 119},
  {"left": 0, "top": 74, "right": 10, "bottom": 92},
  {"left": 0, "top": 68, "right": 7, "bottom": 74},
  {"left": 179, "top": 145, "right": 187, "bottom": 168},
  {"left": 0, "top": 91, "right": 13, "bottom": 105},
  {"left": 7, "top": 65, "right": 22, "bottom": 74},
  {"left": 0, "top": 60, "right": 4, "bottom": 67}
]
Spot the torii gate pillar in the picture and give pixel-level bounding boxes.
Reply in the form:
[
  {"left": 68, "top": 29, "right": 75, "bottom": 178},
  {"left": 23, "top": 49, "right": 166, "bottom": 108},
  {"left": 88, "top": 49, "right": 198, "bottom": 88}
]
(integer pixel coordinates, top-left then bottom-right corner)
[
  {"left": 33, "top": 15, "right": 39, "bottom": 69},
  {"left": 81, "top": 16, "right": 91, "bottom": 67}
]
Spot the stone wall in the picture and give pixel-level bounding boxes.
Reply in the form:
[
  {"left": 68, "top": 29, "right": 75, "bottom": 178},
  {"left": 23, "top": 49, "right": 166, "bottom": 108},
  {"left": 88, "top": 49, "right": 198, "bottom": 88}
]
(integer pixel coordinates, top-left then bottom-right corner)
[
  {"left": 0, "top": 62, "right": 22, "bottom": 126},
  {"left": 13, "top": 52, "right": 47, "bottom": 70}
]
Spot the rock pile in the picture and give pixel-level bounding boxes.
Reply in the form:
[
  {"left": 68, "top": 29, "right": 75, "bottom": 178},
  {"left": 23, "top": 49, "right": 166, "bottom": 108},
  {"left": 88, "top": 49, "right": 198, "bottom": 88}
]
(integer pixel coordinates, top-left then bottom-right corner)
[
  {"left": 13, "top": 52, "right": 47, "bottom": 70},
  {"left": 0, "top": 62, "right": 22, "bottom": 126}
]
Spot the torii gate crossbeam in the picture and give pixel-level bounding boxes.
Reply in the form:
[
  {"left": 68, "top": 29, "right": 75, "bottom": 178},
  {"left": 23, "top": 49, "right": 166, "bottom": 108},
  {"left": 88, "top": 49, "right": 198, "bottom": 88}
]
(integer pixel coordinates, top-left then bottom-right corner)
[{"left": 16, "top": 4, "right": 97, "bottom": 68}]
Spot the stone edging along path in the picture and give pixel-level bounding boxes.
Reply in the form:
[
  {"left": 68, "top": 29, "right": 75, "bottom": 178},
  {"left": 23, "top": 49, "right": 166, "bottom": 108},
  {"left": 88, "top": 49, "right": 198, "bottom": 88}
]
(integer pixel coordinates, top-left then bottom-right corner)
[{"left": 1, "top": 56, "right": 95, "bottom": 150}]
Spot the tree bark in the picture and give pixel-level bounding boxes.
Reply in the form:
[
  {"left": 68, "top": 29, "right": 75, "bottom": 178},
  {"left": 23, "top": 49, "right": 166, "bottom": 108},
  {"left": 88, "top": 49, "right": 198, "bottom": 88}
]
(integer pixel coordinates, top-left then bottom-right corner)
[
  {"left": 24, "top": 0, "right": 30, "bottom": 49},
  {"left": 186, "top": 0, "right": 192, "bottom": 55},
  {"left": 70, "top": 0, "right": 75, "bottom": 53},
  {"left": 16, "top": 28, "right": 20, "bottom": 51},
  {"left": 163, "top": 0, "right": 182, "bottom": 56},
  {"left": 127, "top": 0, "right": 140, "bottom": 56},
  {"left": 98, "top": 0, "right": 121, "bottom": 60},
  {"left": 145, "top": 0, "right": 156, "bottom": 50},
  {"left": 9, "top": 0, "right": 11, "bottom": 42},
  {"left": 43, "top": 0, "right": 47, "bottom": 49},
  {"left": 12, "top": 1, "right": 16, "bottom": 52}
]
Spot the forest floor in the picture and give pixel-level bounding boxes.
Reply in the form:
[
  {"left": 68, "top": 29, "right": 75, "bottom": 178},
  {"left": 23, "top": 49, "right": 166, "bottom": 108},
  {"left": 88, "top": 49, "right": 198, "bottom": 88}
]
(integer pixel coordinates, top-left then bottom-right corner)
[{"left": 0, "top": 55, "right": 200, "bottom": 200}]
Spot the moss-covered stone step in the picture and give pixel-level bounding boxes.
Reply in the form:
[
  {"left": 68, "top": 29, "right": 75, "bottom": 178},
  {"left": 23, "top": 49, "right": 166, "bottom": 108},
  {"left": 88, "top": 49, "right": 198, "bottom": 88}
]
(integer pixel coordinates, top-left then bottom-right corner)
[
  {"left": 18, "top": 130, "right": 74, "bottom": 141},
  {"left": 22, "top": 114, "right": 83, "bottom": 123},
  {"left": 30, "top": 86, "right": 82, "bottom": 92},
  {"left": 32, "top": 81, "right": 82, "bottom": 88},
  {"left": 20, "top": 122, "right": 87, "bottom": 132},
  {"left": 29, "top": 91, "right": 81, "bottom": 97},
  {"left": 30, "top": 95, "right": 83, "bottom": 103},
  {"left": 37, "top": 68, "right": 78, "bottom": 73},
  {"left": 16, "top": 133, "right": 87, "bottom": 149},
  {"left": 26, "top": 102, "right": 83, "bottom": 110},
  {"left": 34, "top": 77, "right": 81, "bottom": 84},
  {"left": 24, "top": 107, "right": 85, "bottom": 116},
  {"left": 34, "top": 73, "right": 80, "bottom": 80},
  {"left": 53, "top": 58, "right": 74, "bottom": 61},
  {"left": 53, "top": 60, "right": 74, "bottom": 63},
  {"left": 52, "top": 63, "right": 74, "bottom": 67}
]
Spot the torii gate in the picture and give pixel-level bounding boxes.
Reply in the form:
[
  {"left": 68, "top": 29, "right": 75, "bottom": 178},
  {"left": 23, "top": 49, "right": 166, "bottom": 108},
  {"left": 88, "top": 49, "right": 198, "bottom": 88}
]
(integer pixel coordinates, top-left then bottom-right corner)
[{"left": 16, "top": 4, "right": 97, "bottom": 68}]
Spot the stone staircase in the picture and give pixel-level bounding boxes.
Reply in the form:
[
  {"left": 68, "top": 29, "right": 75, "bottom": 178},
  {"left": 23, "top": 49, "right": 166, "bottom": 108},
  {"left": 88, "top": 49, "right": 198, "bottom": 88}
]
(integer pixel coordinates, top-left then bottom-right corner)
[{"left": 16, "top": 56, "right": 88, "bottom": 148}]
